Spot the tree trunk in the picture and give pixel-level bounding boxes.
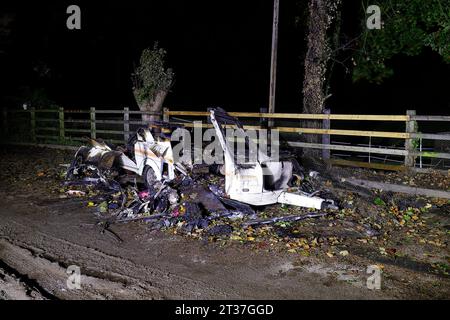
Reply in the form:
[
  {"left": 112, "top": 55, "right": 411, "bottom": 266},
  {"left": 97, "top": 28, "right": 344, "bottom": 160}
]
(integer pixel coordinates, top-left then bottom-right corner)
[
  {"left": 302, "top": 0, "right": 340, "bottom": 158},
  {"left": 135, "top": 90, "right": 168, "bottom": 124}
]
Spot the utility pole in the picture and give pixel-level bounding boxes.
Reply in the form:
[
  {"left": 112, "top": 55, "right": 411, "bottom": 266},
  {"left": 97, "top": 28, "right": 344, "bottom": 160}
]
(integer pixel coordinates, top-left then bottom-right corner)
[{"left": 268, "top": 0, "right": 279, "bottom": 128}]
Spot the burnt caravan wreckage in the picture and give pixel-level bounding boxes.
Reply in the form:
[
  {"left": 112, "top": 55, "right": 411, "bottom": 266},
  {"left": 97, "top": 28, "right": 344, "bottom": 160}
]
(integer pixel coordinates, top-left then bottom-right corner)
[
  {"left": 210, "top": 108, "right": 337, "bottom": 210},
  {"left": 66, "top": 126, "right": 188, "bottom": 187},
  {"left": 66, "top": 108, "right": 337, "bottom": 221}
]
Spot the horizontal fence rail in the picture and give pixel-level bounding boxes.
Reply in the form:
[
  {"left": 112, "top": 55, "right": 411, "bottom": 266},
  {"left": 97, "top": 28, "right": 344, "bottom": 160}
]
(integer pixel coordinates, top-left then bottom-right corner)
[
  {"left": 164, "top": 108, "right": 450, "bottom": 169},
  {"left": 167, "top": 110, "right": 411, "bottom": 121},
  {"left": 2, "top": 106, "right": 449, "bottom": 171},
  {"left": 170, "top": 122, "right": 410, "bottom": 139}
]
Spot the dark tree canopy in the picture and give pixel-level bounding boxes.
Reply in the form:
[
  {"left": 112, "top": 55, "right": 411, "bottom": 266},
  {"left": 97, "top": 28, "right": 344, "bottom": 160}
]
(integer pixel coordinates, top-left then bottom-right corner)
[{"left": 353, "top": 0, "right": 450, "bottom": 84}]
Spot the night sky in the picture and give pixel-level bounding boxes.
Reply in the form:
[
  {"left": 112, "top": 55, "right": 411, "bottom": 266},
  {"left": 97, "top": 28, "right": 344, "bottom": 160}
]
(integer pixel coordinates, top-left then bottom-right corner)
[{"left": 1, "top": 0, "right": 449, "bottom": 114}]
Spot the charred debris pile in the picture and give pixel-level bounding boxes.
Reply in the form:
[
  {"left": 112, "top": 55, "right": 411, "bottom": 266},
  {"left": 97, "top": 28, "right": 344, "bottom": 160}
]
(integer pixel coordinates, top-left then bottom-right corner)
[
  {"left": 63, "top": 109, "right": 340, "bottom": 236},
  {"left": 61, "top": 109, "right": 448, "bottom": 256}
]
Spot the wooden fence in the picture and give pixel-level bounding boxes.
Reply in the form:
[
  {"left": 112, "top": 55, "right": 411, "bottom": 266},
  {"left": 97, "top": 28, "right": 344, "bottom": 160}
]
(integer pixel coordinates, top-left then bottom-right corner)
[{"left": 2, "top": 107, "right": 450, "bottom": 170}]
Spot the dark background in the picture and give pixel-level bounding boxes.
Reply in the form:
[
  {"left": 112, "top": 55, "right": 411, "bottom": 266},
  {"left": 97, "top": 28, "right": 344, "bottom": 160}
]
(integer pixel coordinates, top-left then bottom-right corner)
[{"left": 1, "top": 0, "right": 449, "bottom": 114}]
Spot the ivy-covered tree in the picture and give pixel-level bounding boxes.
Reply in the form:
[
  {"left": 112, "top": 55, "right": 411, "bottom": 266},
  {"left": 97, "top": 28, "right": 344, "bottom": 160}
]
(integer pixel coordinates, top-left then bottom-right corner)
[
  {"left": 132, "top": 43, "right": 174, "bottom": 123},
  {"left": 353, "top": 0, "right": 450, "bottom": 83},
  {"left": 302, "top": 0, "right": 342, "bottom": 157},
  {"left": 303, "top": 0, "right": 341, "bottom": 115}
]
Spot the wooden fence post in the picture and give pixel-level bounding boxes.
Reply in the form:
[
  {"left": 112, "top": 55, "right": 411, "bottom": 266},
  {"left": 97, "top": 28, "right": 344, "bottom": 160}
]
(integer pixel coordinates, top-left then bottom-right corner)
[
  {"left": 90, "top": 107, "right": 96, "bottom": 139},
  {"left": 268, "top": 109, "right": 274, "bottom": 129},
  {"left": 163, "top": 107, "right": 169, "bottom": 122},
  {"left": 260, "top": 107, "right": 268, "bottom": 128},
  {"left": 322, "top": 108, "right": 331, "bottom": 160},
  {"left": 59, "top": 107, "right": 65, "bottom": 141},
  {"left": 405, "top": 110, "right": 417, "bottom": 168},
  {"left": 2, "top": 107, "right": 8, "bottom": 136},
  {"left": 124, "top": 107, "right": 130, "bottom": 142},
  {"left": 30, "top": 107, "right": 36, "bottom": 142},
  {"left": 206, "top": 107, "right": 213, "bottom": 125}
]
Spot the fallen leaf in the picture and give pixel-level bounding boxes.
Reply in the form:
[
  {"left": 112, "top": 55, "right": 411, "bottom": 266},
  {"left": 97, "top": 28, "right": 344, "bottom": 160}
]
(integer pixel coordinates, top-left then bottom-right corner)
[
  {"left": 339, "top": 250, "right": 349, "bottom": 256},
  {"left": 374, "top": 198, "right": 386, "bottom": 206}
]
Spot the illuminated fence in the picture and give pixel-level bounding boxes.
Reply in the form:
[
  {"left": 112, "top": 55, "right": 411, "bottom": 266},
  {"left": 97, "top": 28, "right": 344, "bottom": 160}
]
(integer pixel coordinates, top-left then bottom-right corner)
[
  {"left": 164, "top": 109, "right": 450, "bottom": 171},
  {"left": 2, "top": 107, "right": 450, "bottom": 171}
]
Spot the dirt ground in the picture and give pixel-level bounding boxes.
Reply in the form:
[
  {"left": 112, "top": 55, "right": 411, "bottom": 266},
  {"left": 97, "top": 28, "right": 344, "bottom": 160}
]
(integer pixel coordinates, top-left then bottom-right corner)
[{"left": 0, "top": 146, "right": 448, "bottom": 300}]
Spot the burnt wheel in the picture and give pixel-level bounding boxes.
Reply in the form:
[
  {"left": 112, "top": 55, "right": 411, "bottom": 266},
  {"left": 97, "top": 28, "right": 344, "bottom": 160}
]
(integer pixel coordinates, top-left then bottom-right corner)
[{"left": 143, "top": 165, "right": 158, "bottom": 189}]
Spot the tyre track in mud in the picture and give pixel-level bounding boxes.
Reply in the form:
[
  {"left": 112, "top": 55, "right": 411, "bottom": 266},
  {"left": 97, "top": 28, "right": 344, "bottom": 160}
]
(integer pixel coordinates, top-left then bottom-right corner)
[
  {"left": 0, "top": 189, "right": 238, "bottom": 299},
  {"left": 0, "top": 260, "right": 49, "bottom": 300},
  {"left": 0, "top": 221, "right": 233, "bottom": 299},
  {"left": 0, "top": 191, "right": 393, "bottom": 299},
  {"left": 0, "top": 237, "right": 161, "bottom": 299}
]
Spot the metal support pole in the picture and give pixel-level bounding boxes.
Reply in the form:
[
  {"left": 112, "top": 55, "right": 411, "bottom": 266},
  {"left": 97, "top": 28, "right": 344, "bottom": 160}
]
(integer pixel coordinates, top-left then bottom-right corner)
[
  {"left": 419, "top": 137, "right": 423, "bottom": 169},
  {"left": 268, "top": 0, "right": 279, "bottom": 128}
]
